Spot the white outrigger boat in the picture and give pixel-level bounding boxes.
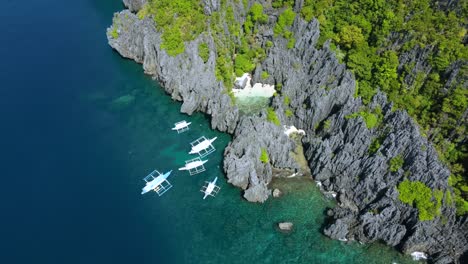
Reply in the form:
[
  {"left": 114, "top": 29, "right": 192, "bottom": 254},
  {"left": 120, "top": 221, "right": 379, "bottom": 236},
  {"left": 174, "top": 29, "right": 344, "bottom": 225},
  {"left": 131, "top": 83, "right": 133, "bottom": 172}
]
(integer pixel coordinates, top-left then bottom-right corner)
[
  {"left": 172, "top": 120, "right": 191, "bottom": 133},
  {"left": 178, "top": 157, "right": 208, "bottom": 175},
  {"left": 201, "top": 177, "right": 221, "bottom": 199},
  {"left": 189, "top": 136, "right": 217, "bottom": 157},
  {"left": 141, "top": 170, "right": 173, "bottom": 196}
]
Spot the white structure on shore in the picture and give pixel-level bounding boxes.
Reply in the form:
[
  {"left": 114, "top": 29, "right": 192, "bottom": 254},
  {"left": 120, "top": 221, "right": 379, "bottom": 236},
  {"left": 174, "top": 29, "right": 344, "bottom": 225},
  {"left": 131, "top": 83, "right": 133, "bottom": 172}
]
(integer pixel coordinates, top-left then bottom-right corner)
[
  {"left": 284, "top": 125, "right": 306, "bottom": 137},
  {"left": 233, "top": 73, "right": 276, "bottom": 98},
  {"left": 410, "top": 252, "right": 428, "bottom": 261}
]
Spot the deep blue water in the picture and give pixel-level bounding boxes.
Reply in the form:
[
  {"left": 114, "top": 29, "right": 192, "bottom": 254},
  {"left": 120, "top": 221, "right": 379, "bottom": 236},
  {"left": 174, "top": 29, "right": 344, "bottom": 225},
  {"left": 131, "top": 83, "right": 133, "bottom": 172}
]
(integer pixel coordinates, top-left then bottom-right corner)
[{"left": 1, "top": 1, "right": 420, "bottom": 263}]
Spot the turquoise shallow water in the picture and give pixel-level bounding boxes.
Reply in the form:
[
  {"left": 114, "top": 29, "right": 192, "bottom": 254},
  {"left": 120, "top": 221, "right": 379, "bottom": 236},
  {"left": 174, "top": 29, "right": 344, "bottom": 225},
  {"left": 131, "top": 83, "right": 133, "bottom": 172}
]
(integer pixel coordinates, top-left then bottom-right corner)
[
  {"left": 0, "top": 0, "right": 422, "bottom": 263},
  {"left": 95, "top": 69, "right": 420, "bottom": 264}
]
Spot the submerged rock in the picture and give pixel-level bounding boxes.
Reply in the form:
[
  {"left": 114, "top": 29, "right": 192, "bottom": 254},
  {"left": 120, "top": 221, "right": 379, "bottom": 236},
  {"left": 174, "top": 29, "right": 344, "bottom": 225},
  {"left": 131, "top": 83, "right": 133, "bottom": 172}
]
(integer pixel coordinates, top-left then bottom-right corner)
[
  {"left": 272, "top": 188, "right": 282, "bottom": 198},
  {"left": 110, "top": 94, "right": 135, "bottom": 110},
  {"left": 278, "top": 222, "right": 293, "bottom": 231}
]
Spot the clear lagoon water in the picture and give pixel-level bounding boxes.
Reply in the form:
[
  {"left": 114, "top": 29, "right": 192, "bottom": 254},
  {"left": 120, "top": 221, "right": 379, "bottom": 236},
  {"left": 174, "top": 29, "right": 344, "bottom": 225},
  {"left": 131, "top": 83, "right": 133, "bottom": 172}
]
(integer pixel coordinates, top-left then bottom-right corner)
[{"left": 1, "top": 0, "right": 421, "bottom": 263}]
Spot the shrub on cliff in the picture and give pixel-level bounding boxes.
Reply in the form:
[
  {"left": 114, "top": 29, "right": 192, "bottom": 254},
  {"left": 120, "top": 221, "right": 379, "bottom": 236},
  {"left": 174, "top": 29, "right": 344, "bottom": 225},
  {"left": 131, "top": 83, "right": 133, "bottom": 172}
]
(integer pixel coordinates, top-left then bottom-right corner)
[
  {"left": 110, "top": 27, "right": 119, "bottom": 39},
  {"left": 389, "top": 154, "right": 404, "bottom": 172},
  {"left": 368, "top": 137, "right": 382, "bottom": 154},
  {"left": 160, "top": 26, "right": 185, "bottom": 56},
  {"left": 345, "top": 107, "right": 382, "bottom": 129},
  {"left": 272, "top": 0, "right": 295, "bottom": 8},
  {"left": 198, "top": 42, "right": 210, "bottom": 63},
  {"left": 260, "top": 148, "right": 269, "bottom": 163},
  {"left": 235, "top": 54, "right": 256, "bottom": 77},
  {"left": 274, "top": 7, "right": 296, "bottom": 49},
  {"left": 147, "top": 0, "right": 206, "bottom": 56},
  {"left": 267, "top": 107, "right": 280, "bottom": 126},
  {"left": 298, "top": 0, "right": 467, "bottom": 214},
  {"left": 397, "top": 180, "right": 443, "bottom": 221}
]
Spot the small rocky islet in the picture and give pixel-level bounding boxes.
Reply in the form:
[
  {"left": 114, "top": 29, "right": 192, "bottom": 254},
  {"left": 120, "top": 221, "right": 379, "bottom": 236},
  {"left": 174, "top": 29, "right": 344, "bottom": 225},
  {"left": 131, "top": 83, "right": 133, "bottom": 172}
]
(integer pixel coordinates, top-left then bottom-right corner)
[{"left": 107, "top": 0, "right": 467, "bottom": 263}]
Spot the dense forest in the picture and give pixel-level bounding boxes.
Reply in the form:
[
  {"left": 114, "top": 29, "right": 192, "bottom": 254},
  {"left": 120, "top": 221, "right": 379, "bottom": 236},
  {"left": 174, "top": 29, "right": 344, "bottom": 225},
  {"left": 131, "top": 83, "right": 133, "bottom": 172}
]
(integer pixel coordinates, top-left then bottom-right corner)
[
  {"left": 119, "top": 0, "right": 467, "bottom": 215},
  {"left": 296, "top": 0, "right": 467, "bottom": 216}
]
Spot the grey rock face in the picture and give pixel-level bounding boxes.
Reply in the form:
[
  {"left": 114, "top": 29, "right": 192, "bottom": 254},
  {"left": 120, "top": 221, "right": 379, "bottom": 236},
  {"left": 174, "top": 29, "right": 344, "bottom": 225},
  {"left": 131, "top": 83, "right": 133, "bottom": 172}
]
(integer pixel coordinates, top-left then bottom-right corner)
[
  {"left": 255, "top": 12, "right": 467, "bottom": 264},
  {"left": 397, "top": 45, "right": 433, "bottom": 89},
  {"left": 272, "top": 188, "right": 282, "bottom": 197},
  {"left": 223, "top": 115, "right": 300, "bottom": 202},
  {"left": 107, "top": 11, "right": 238, "bottom": 133},
  {"left": 123, "top": 0, "right": 147, "bottom": 12},
  {"left": 301, "top": 89, "right": 467, "bottom": 262},
  {"left": 202, "top": 0, "right": 220, "bottom": 15},
  {"left": 225, "top": 16, "right": 355, "bottom": 203},
  {"left": 107, "top": 1, "right": 467, "bottom": 262}
]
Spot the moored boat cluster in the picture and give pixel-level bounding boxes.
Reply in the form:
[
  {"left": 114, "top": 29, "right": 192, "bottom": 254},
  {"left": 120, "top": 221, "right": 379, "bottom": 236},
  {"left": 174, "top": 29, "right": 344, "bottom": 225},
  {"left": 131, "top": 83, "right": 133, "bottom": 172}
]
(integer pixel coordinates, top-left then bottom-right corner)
[{"left": 141, "top": 120, "right": 220, "bottom": 199}]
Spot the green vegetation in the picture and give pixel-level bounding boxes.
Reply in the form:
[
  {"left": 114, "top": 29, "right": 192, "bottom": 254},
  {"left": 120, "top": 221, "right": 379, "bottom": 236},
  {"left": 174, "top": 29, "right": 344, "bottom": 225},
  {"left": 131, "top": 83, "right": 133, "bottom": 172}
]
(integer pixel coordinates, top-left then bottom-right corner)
[
  {"left": 198, "top": 42, "right": 210, "bottom": 63},
  {"left": 346, "top": 106, "right": 383, "bottom": 129},
  {"left": 211, "top": 2, "right": 269, "bottom": 83},
  {"left": 244, "top": 3, "right": 268, "bottom": 34},
  {"left": 445, "top": 190, "right": 453, "bottom": 205},
  {"left": 136, "top": 4, "right": 151, "bottom": 20},
  {"left": 261, "top": 71, "right": 270, "bottom": 79},
  {"left": 389, "top": 154, "right": 404, "bottom": 172},
  {"left": 287, "top": 38, "right": 296, "bottom": 49},
  {"left": 274, "top": 7, "right": 296, "bottom": 49},
  {"left": 110, "top": 27, "right": 119, "bottom": 39},
  {"left": 283, "top": 96, "right": 293, "bottom": 117},
  {"left": 143, "top": 0, "right": 207, "bottom": 56},
  {"left": 434, "top": 189, "right": 444, "bottom": 216},
  {"left": 139, "top": 1, "right": 467, "bottom": 213},
  {"left": 260, "top": 148, "right": 270, "bottom": 163},
  {"left": 235, "top": 54, "right": 256, "bottom": 76},
  {"left": 267, "top": 107, "right": 281, "bottom": 126},
  {"left": 448, "top": 174, "right": 468, "bottom": 215},
  {"left": 298, "top": 0, "right": 467, "bottom": 214},
  {"left": 368, "top": 136, "right": 384, "bottom": 154},
  {"left": 233, "top": 4, "right": 268, "bottom": 76},
  {"left": 272, "top": 0, "right": 295, "bottom": 8},
  {"left": 397, "top": 180, "right": 443, "bottom": 221},
  {"left": 160, "top": 26, "right": 185, "bottom": 56},
  {"left": 210, "top": 6, "right": 236, "bottom": 88},
  {"left": 110, "top": 15, "right": 120, "bottom": 39},
  {"left": 455, "top": 196, "right": 468, "bottom": 216},
  {"left": 275, "top": 83, "right": 282, "bottom": 92},
  {"left": 323, "top": 119, "right": 331, "bottom": 130}
]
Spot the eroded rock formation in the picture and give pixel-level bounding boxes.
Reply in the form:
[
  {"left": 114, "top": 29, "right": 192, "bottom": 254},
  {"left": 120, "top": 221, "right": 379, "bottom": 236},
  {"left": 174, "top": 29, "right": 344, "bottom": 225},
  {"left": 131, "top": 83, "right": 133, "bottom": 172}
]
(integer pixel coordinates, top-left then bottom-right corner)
[{"left": 107, "top": 1, "right": 467, "bottom": 262}]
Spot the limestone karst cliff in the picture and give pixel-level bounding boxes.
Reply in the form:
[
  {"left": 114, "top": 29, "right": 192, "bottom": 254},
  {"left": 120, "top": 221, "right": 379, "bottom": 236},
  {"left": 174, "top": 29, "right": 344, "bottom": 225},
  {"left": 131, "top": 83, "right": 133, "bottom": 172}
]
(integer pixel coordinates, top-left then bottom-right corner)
[{"left": 107, "top": 0, "right": 467, "bottom": 262}]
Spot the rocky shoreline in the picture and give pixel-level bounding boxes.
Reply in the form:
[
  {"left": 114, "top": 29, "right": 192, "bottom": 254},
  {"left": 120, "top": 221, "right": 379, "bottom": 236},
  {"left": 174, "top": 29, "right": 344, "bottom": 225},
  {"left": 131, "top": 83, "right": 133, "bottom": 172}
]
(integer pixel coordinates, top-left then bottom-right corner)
[{"left": 107, "top": 1, "right": 467, "bottom": 263}]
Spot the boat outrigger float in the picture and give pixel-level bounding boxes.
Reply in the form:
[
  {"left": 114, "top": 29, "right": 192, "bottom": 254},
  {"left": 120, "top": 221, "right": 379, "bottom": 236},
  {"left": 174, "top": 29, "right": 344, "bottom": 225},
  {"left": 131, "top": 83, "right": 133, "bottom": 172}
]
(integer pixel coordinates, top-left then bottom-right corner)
[
  {"left": 141, "top": 170, "right": 173, "bottom": 196},
  {"left": 201, "top": 177, "right": 221, "bottom": 199},
  {"left": 189, "top": 136, "right": 217, "bottom": 158}
]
